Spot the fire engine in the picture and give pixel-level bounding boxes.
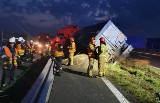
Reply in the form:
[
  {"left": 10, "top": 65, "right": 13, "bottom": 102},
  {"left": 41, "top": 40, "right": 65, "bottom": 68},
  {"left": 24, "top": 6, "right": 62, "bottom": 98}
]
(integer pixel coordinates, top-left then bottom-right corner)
[
  {"left": 35, "top": 25, "right": 79, "bottom": 54},
  {"left": 56, "top": 25, "right": 79, "bottom": 45}
]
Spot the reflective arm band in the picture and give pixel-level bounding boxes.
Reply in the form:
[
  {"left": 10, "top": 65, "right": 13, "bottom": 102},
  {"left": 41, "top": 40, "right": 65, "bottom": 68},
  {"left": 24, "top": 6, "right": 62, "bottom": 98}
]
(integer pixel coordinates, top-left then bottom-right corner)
[
  {"left": 71, "top": 43, "right": 74, "bottom": 49},
  {"left": 14, "top": 60, "right": 18, "bottom": 66},
  {"left": 3, "top": 62, "right": 7, "bottom": 65},
  {"left": 14, "top": 60, "right": 17, "bottom": 63},
  {"left": 20, "top": 54, "right": 24, "bottom": 56},
  {"left": 9, "top": 60, "right": 12, "bottom": 64},
  {"left": 1, "top": 55, "right": 7, "bottom": 58}
]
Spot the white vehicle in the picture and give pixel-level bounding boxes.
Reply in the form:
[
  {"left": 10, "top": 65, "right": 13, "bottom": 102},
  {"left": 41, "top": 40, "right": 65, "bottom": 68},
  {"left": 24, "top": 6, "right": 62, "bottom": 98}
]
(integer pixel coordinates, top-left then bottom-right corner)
[{"left": 95, "top": 20, "right": 134, "bottom": 59}]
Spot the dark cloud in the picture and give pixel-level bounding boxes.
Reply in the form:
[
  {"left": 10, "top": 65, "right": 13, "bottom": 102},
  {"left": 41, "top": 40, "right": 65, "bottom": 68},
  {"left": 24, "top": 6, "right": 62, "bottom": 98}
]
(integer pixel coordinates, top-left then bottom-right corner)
[{"left": 0, "top": 0, "right": 159, "bottom": 37}]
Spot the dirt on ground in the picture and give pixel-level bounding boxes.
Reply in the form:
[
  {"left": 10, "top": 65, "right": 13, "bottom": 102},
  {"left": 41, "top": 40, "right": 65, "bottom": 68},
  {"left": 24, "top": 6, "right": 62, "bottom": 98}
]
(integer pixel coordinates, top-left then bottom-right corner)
[{"left": 62, "top": 54, "right": 99, "bottom": 75}]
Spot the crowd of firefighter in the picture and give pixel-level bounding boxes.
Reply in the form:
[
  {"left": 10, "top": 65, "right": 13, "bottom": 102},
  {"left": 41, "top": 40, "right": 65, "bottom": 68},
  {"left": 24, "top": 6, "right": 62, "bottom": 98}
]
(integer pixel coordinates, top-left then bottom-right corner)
[{"left": 0, "top": 35, "right": 108, "bottom": 88}]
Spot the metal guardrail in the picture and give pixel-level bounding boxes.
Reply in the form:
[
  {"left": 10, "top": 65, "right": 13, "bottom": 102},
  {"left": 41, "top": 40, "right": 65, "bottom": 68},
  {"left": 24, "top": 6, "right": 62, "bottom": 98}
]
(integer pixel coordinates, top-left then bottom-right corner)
[
  {"left": 22, "top": 58, "right": 55, "bottom": 103},
  {"left": 38, "top": 60, "right": 55, "bottom": 103}
]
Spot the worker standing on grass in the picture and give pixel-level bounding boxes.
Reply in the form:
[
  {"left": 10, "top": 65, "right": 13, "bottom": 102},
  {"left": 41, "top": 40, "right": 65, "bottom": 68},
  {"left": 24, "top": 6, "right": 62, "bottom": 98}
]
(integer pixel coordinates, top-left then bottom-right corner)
[
  {"left": 87, "top": 37, "right": 96, "bottom": 78},
  {"left": 1, "top": 37, "right": 18, "bottom": 87},
  {"left": 67, "top": 37, "right": 76, "bottom": 66},
  {"left": 96, "top": 37, "right": 108, "bottom": 77},
  {"left": 52, "top": 36, "right": 64, "bottom": 76}
]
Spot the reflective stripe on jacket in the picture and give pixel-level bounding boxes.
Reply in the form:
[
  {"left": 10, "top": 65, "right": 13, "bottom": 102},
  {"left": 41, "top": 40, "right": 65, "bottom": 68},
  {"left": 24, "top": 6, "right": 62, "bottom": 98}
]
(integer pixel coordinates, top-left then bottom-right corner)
[
  {"left": 47, "top": 45, "right": 52, "bottom": 52},
  {"left": 3, "top": 46, "right": 18, "bottom": 58},
  {"left": 69, "top": 42, "right": 76, "bottom": 53},
  {"left": 2, "top": 46, "right": 18, "bottom": 68},
  {"left": 16, "top": 44, "right": 24, "bottom": 55},
  {"left": 98, "top": 43, "right": 108, "bottom": 56},
  {"left": 88, "top": 43, "right": 95, "bottom": 58},
  {"left": 53, "top": 43, "right": 64, "bottom": 57},
  {"left": 28, "top": 44, "right": 35, "bottom": 52}
]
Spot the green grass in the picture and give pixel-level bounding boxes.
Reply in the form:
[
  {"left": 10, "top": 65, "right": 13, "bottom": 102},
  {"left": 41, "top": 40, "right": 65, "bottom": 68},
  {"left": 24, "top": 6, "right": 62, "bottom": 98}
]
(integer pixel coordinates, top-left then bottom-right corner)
[{"left": 105, "top": 59, "right": 160, "bottom": 103}]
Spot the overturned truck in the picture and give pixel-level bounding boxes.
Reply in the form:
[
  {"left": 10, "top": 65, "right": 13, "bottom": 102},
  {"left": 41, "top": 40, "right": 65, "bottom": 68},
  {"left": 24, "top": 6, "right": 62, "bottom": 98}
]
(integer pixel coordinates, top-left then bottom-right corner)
[{"left": 74, "top": 20, "right": 134, "bottom": 62}]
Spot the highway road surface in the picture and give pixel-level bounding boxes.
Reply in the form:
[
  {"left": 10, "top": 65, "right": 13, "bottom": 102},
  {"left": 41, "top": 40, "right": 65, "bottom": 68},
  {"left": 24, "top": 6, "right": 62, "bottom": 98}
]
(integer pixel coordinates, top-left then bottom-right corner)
[
  {"left": 130, "top": 49, "right": 160, "bottom": 69},
  {"left": 48, "top": 65, "right": 139, "bottom": 103}
]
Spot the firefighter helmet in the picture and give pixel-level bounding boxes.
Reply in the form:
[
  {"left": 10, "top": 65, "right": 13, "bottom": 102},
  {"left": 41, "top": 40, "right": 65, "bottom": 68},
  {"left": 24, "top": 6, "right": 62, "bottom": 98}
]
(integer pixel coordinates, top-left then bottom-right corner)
[
  {"left": 70, "top": 37, "right": 74, "bottom": 42},
  {"left": 30, "top": 40, "right": 33, "bottom": 42},
  {"left": 18, "top": 37, "right": 25, "bottom": 43},
  {"left": 22, "top": 39, "right": 25, "bottom": 43},
  {"left": 55, "top": 36, "right": 60, "bottom": 43},
  {"left": 49, "top": 40, "right": 54, "bottom": 44},
  {"left": 100, "top": 37, "right": 105, "bottom": 43},
  {"left": 9, "top": 37, "right": 16, "bottom": 43}
]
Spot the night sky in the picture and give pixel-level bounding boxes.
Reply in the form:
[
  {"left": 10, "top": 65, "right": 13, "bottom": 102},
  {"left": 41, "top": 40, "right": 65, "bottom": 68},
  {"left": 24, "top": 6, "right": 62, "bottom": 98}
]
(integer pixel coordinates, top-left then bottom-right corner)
[{"left": 0, "top": 0, "right": 160, "bottom": 37}]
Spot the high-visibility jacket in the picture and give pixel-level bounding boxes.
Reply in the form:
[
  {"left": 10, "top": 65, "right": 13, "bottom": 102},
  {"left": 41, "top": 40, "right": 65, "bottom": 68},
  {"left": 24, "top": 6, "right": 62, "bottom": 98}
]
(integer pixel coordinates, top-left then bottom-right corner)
[
  {"left": 16, "top": 43, "right": 24, "bottom": 56},
  {"left": 46, "top": 45, "right": 52, "bottom": 56},
  {"left": 1, "top": 46, "right": 18, "bottom": 69},
  {"left": 88, "top": 43, "right": 95, "bottom": 58},
  {"left": 69, "top": 42, "right": 76, "bottom": 53},
  {"left": 28, "top": 44, "right": 35, "bottom": 53},
  {"left": 21, "top": 43, "right": 26, "bottom": 50},
  {"left": 53, "top": 43, "right": 64, "bottom": 57},
  {"left": 96, "top": 43, "right": 108, "bottom": 57},
  {"left": 47, "top": 45, "right": 52, "bottom": 52},
  {"left": 3, "top": 46, "right": 18, "bottom": 58}
]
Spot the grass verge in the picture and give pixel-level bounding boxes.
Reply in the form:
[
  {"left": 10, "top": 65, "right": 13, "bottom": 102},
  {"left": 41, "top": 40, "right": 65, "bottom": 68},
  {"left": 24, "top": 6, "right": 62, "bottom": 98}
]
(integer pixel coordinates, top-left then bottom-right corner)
[{"left": 105, "top": 58, "right": 160, "bottom": 103}]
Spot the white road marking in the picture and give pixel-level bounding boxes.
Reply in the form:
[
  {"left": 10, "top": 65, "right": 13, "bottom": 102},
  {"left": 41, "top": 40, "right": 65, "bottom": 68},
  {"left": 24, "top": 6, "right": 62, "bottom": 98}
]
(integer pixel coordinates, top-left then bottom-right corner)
[
  {"left": 101, "top": 77, "right": 130, "bottom": 103},
  {"left": 132, "top": 51, "right": 160, "bottom": 57},
  {"left": 150, "top": 66, "right": 160, "bottom": 70},
  {"left": 138, "top": 55, "right": 151, "bottom": 59}
]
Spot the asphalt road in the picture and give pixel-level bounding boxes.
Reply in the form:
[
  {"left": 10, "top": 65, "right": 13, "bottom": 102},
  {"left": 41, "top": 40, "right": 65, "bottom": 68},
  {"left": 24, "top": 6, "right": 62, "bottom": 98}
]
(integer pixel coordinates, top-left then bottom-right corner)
[
  {"left": 48, "top": 65, "right": 139, "bottom": 103},
  {"left": 48, "top": 69, "right": 119, "bottom": 103},
  {"left": 130, "top": 50, "right": 160, "bottom": 68}
]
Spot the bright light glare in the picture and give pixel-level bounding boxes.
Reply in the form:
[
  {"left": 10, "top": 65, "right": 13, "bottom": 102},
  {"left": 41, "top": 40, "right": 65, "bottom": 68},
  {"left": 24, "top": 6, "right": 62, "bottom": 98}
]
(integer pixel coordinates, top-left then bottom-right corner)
[
  {"left": 46, "top": 44, "right": 49, "bottom": 47},
  {"left": 38, "top": 44, "right": 42, "bottom": 47},
  {"left": 35, "top": 42, "right": 38, "bottom": 45}
]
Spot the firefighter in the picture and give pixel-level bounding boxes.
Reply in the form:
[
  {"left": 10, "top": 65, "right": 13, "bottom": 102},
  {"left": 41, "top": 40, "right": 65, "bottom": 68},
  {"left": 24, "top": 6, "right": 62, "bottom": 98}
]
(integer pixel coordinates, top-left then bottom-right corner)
[
  {"left": 52, "top": 36, "right": 64, "bottom": 76},
  {"left": 1, "top": 37, "right": 18, "bottom": 87},
  {"left": 45, "top": 43, "right": 52, "bottom": 56},
  {"left": 87, "top": 37, "right": 96, "bottom": 78},
  {"left": 16, "top": 37, "right": 25, "bottom": 69},
  {"left": 97, "top": 37, "right": 108, "bottom": 77},
  {"left": 21, "top": 38, "right": 26, "bottom": 62},
  {"left": 24, "top": 43, "right": 30, "bottom": 62},
  {"left": 28, "top": 40, "right": 35, "bottom": 63},
  {"left": 67, "top": 37, "right": 76, "bottom": 66}
]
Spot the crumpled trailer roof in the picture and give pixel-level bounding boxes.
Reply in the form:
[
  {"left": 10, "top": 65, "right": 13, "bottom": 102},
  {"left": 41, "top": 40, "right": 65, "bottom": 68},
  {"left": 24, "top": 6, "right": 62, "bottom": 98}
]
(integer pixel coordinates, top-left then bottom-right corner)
[{"left": 74, "top": 20, "right": 133, "bottom": 58}]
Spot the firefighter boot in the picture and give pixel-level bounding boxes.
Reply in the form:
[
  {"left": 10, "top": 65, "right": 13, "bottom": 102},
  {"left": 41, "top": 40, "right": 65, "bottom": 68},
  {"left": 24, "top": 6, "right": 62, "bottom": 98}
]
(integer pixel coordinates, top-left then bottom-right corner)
[
  {"left": 53, "top": 68, "right": 56, "bottom": 75},
  {"left": 67, "top": 58, "right": 71, "bottom": 66},
  {"left": 87, "top": 66, "right": 90, "bottom": 76},
  {"left": 58, "top": 67, "right": 63, "bottom": 76},
  {"left": 89, "top": 70, "right": 93, "bottom": 78},
  {"left": 70, "top": 57, "right": 73, "bottom": 66},
  {"left": 103, "top": 69, "right": 106, "bottom": 77},
  {"left": 88, "top": 66, "right": 93, "bottom": 78},
  {"left": 99, "top": 71, "right": 103, "bottom": 77}
]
